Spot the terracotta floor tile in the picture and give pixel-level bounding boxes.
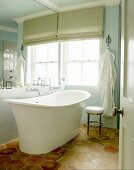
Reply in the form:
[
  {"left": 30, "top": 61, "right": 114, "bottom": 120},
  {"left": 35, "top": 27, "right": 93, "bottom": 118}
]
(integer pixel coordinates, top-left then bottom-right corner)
[
  {"left": 109, "top": 161, "right": 119, "bottom": 169},
  {"left": 112, "top": 153, "right": 119, "bottom": 162},
  {"left": 0, "top": 155, "right": 12, "bottom": 164},
  {"left": 61, "top": 149, "right": 77, "bottom": 158},
  {"left": 41, "top": 160, "right": 61, "bottom": 170},
  {"left": 60, "top": 165, "right": 78, "bottom": 170},
  {"left": 58, "top": 165, "right": 68, "bottom": 170},
  {"left": 25, "top": 155, "right": 45, "bottom": 166},
  {"left": 98, "top": 134, "right": 111, "bottom": 141},
  {"left": 75, "top": 152, "right": 95, "bottom": 162},
  {"left": 52, "top": 147, "right": 62, "bottom": 153},
  {"left": 58, "top": 155, "right": 78, "bottom": 167},
  {"left": 12, "top": 151, "right": 30, "bottom": 160},
  {"left": 103, "top": 146, "right": 118, "bottom": 153},
  {"left": 94, "top": 157, "right": 113, "bottom": 168},
  {"left": 73, "top": 144, "right": 93, "bottom": 153},
  {"left": 0, "top": 164, "right": 6, "bottom": 170},
  {"left": 43, "top": 152, "right": 62, "bottom": 161},
  {"left": 5, "top": 139, "right": 19, "bottom": 149},
  {"left": 5, "top": 160, "right": 26, "bottom": 170},
  {"left": 21, "top": 165, "right": 42, "bottom": 170},
  {"left": 73, "top": 140, "right": 91, "bottom": 147},
  {"left": 102, "top": 140, "right": 114, "bottom": 147},
  {"left": 75, "top": 132, "right": 89, "bottom": 141},
  {"left": 0, "top": 148, "right": 17, "bottom": 155},
  {"left": 89, "top": 157, "right": 102, "bottom": 167},
  {"left": 90, "top": 143, "right": 104, "bottom": 152},
  {"left": 62, "top": 143, "right": 75, "bottom": 149},
  {"left": 66, "top": 138, "right": 76, "bottom": 145},
  {"left": 71, "top": 161, "right": 96, "bottom": 169},
  {"left": 59, "top": 148, "right": 68, "bottom": 156}
]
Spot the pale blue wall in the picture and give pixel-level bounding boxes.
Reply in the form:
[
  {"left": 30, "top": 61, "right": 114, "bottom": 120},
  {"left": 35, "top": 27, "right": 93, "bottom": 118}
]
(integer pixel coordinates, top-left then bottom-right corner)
[
  {"left": 0, "top": 31, "right": 17, "bottom": 42},
  {"left": 101, "top": 5, "right": 120, "bottom": 109},
  {"left": 101, "top": 5, "right": 120, "bottom": 128}
]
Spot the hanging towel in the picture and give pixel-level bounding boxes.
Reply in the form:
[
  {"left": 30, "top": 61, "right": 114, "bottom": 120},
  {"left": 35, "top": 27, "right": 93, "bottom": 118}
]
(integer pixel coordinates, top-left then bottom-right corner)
[
  {"left": 98, "top": 48, "right": 117, "bottom": 117},
  {"left": 16, "top": 53, "right": 25, "bottom": 86}
]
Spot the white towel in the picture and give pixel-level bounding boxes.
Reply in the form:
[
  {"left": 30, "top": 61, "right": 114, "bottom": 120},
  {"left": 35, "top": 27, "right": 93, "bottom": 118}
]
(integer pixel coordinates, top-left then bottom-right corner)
[
  {"left": 98, "top": 48, "right": 117, "bottom": 117},
  {"left": 16, "top": 54, "right": 25, "bottom": 86}
]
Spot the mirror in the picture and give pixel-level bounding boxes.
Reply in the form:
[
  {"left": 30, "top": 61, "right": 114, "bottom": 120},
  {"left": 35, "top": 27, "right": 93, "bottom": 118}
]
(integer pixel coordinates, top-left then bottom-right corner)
[{"left": 0, "top": 40, "right": 17, "bottom": 88}]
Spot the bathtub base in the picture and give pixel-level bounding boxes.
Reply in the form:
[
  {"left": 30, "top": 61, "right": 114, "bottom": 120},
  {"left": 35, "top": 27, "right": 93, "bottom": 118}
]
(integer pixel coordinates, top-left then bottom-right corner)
[
  {"left": 10, "top": 103, "right": 84, "bottom": 154},
  {"left": 19, "top": 131, "right": 79, "bottom": 154}
]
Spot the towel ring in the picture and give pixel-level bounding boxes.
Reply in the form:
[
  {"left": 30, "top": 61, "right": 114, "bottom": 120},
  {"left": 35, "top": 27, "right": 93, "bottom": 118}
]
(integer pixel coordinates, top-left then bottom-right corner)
[{"left": 106, "top": 35, "right": 112, "bottom": 47}]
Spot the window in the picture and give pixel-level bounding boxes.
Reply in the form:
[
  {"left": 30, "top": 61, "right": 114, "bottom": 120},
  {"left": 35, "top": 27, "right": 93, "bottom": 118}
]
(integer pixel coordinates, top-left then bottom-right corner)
[
  {"left": 60, "top": 40, "right": 100, "bottom": 86},
  {"left": 26, "top": 39, "right": 100, "bottom": 86},
  {"left": 26, "top": 42, "right": 58, "bottom": 85}
]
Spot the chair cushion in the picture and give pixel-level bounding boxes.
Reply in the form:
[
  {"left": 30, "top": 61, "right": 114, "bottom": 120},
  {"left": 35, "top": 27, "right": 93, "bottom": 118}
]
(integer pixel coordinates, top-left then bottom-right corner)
[{"left": 86, "top": 106, "right": 104, "bottom": 115}]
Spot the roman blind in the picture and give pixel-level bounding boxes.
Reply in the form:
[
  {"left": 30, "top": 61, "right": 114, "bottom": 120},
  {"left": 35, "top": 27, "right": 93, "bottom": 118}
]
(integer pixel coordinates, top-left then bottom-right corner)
[
  {"left": 58, "top": 6, "right": 104, "bottom": 40},
  {"left": 23, "top": 6, "right": 104, "bottom": 45},
  {"left": 23, "top": 13, "right": 58, "bottom": 45}
]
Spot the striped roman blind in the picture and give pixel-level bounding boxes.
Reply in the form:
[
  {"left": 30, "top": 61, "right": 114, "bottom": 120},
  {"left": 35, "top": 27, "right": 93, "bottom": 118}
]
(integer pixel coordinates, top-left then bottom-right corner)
[
  {"left": 23, "top": 13, "right": 58, "bottom": 46},
  {"left": 23, "top": 6, "right": 104, "bottom": 45},
  {"left": 58, "top": 6, "right": 104, "bottom": 40}
]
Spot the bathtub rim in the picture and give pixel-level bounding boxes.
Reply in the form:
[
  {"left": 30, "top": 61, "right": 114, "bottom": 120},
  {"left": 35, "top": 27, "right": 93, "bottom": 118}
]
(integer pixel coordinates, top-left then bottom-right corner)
[{"left": 4, "top": 90, "right": 90, "bottom": 108}]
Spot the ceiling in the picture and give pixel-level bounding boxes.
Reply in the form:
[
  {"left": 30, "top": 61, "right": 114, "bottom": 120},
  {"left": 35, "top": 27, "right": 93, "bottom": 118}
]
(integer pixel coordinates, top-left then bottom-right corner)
[{"left": 0, "top": 0, "right": 120, "bottom": 30}]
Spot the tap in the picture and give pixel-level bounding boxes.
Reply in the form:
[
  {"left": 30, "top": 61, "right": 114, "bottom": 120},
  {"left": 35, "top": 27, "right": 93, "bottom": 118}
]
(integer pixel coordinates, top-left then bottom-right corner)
[
  {"left": 59, "top": 78, "right": 65, "bottom": 85},
  {"left": 59, "top": 78, "right": 65, "bottom": 91}
]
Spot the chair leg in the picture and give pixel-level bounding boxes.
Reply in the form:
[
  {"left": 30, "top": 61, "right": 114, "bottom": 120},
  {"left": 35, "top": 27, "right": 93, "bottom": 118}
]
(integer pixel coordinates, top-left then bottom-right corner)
[
  {"left": 87, "top": 113, "right": 90, "bottom": 134},
  {"left": 99, "top": 114, "right": 102, "bottom": 134}
]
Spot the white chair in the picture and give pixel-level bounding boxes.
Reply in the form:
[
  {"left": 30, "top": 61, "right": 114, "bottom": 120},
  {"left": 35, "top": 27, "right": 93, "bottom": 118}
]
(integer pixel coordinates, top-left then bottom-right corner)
[{"left": 86, "top": 106, "right": 104, "bottom": 134}]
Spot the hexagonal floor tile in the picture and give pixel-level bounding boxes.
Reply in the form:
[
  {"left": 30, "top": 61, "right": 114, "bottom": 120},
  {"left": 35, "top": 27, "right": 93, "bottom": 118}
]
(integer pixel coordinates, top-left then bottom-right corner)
[
  {"left": 25, "top": 155, "right": 45, "bottom": 166},
  {"left": 41, "top": 160, "right": 61, "bottom": 170},
  {"left": 0, "top": 148, "right": 17, "bottom": 155},
  {"left": 5, "top": 139, "right": 19, "bottom": 149},
  {"left": 0, "top": 164, "right": 6, "bottom": 170},
  {"left": 5, "top": 160, "right": 26, "bottom": 170},
  {"left": 21, "top": 165, "right": 42, "bottom": 170},
  {"left": 43, "top": 152, "right": 62, "bottom": 161},
  {"left": 12, "top": 151, "right": 30, "bottom": 160},
  {"left": 104, "top": 146, "right": 118, "bottom": 153},
  {"left": 52, "top": 147, "right": 62, "bottom": 153},
  {"left": 0, "top": 155, "right": 12, "bottom": 164}
]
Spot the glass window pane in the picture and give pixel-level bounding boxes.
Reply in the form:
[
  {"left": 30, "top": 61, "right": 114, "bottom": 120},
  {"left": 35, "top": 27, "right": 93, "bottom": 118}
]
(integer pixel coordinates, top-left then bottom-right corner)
[
  {"left": 47, "top": 43, "right": 58, "bottom": 61},
  {"left": 83, "top": 62, "right": 99, "bottom": 86},
  {"left": 67, "top": 41, "right": 83, "bottom": 61},
  {"left": 67, "top": 62, "right": 81, "bottom": 85},
  {"left": 34, "top": 63, "right": 46, "bottom": 80},
  {"left": 47, "top": 63, "right": 58, "bottom": 85},
  {"left": 35, "top": 44, "right": 48, "bottom": 62},
  {"left": 84, "top": 40, "right": 99, "bottom": 60}
]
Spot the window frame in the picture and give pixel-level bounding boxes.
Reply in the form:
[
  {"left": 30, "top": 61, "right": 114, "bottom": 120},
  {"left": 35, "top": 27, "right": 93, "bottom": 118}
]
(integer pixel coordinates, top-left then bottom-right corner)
[
  {"left": 26, "top": 39, "right": 101, "bottom": 86},
  {"left": 60, "top": 39, "right": 100, "bottom": 86}
]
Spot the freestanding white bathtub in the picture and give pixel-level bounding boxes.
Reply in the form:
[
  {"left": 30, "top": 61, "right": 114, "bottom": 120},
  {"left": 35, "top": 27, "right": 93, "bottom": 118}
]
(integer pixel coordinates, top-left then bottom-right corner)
[{"left": 5, "top": 90, "right": 90, "bottom": 154}]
